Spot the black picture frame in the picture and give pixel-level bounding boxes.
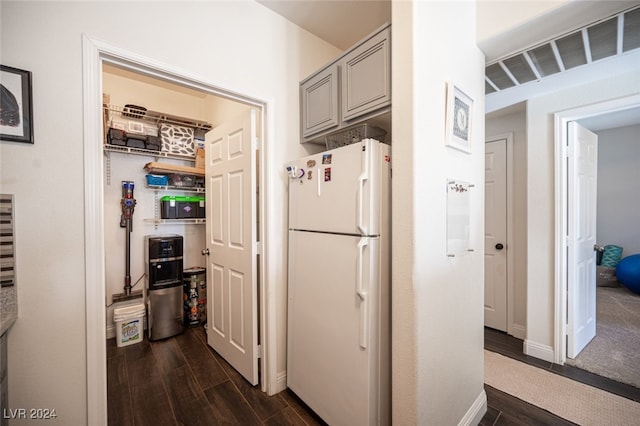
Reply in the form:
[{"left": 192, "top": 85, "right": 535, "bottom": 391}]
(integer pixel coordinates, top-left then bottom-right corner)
[{"left": 1, "top": 65, "right": 34, "bottom": 144}]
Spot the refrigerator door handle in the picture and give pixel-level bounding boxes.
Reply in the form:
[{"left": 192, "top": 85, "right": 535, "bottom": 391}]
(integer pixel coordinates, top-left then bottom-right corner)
[
  {"left": 357, "top": 237, "right": 369, "bottom": 349},
  {"left": 357, "top": 143, "right": 370, "bottom": 235},
  {"left": 357, "top": 175, "right": 368, "bottom": 235}
]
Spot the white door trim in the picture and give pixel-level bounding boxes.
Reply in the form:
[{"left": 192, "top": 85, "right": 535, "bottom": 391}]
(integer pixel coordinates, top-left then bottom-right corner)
[
  {"left": 553, "top": 93, "right": 640, "bottom": 365},
  {"left": 485, "top": 133, "right": 517, "bottom": 337},
  {"left": 82, "top": 34, "right": 107, "bottom": 426},
  {"left": 82, "top": 35, "right": 275, "bottom": 425}
]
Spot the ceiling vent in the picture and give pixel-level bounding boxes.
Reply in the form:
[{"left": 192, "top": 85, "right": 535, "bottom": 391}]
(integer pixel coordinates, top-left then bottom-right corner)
[
  {"left": 486, "top": 5, "right": 640, "bottom": 94},
  {"left": 623, "top": 7, "right": 640, "bottom": 51}
]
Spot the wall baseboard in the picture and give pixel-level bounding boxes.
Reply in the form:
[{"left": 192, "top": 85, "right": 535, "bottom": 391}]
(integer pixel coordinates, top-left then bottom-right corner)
[
  {"left": 458, "top": 389, "right": 487, "bottom": 426},
  {"left": 524, "top": 339, "right": 554, "bottom": 363},
  {"left": 511, "top": 323, "right": 526, "bottom": 340},
  {"left": 276, "top": 370, "right": 288, "bottom": 394}
]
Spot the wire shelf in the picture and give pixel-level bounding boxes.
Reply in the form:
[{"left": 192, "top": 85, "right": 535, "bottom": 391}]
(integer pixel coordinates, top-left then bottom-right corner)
[{"left": 104, "top": 104, "right": 213, "bottom": 132}]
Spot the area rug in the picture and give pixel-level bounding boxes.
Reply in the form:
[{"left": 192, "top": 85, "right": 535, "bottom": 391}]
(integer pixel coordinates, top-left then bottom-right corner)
[
  {"left": 485, "top": 350, "right": 640, "bottom": 426},
  {"left": 565, "top": 286, "right": 640, "bottom": 389}
]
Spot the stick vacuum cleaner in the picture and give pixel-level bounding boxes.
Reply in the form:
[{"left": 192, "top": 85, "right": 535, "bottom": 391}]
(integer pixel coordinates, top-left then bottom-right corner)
[{"left": 113, "top": 181, "right": 143, "bottom": 303}]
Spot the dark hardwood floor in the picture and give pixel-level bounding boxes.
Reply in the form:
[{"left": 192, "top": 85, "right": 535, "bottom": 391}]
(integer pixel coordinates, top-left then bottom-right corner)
[
  {"left": 107, "top": 326, "right": 327, "bottom": 426},
  {"left": 107, "top": 326, "right": 639, "bottom": 425}
]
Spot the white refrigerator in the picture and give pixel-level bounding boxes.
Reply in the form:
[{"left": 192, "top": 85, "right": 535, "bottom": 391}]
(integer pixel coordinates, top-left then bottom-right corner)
[{"left": 286, "top": 139, "right": 391, "bottom": 426}]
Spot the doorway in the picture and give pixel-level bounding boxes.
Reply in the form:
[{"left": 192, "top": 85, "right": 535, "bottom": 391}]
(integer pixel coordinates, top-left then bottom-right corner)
[
  {"left": 553, "top": 93, "right": 640, "bottom": 367},
  {"left": 82, "top": 36, "right": 273, "bottom": 424}
]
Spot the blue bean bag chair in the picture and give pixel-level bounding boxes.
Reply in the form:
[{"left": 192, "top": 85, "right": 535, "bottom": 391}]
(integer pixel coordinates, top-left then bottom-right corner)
[{"left": 616, "top": 254, "right": 640, "bottom": 294}]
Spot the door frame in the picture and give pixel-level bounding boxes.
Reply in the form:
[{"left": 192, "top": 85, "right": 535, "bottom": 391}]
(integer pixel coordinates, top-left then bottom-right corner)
[
  {"left": 82, "top": 35, "right": 274, "bottom": 424},
  {"left": 484, "top": 134, "right": 517, "bottom": 337},
  {"left": 553, "top": 93, "right": 640, "bottom": 365}
]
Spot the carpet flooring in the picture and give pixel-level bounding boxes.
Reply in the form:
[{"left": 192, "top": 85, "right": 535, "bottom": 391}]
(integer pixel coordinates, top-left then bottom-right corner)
[
  {"left": 565, "top": 286, "right": 640, "bottom": 388},
  {"left": 485, "top": 350, "right": 640, "bottom": 426}
]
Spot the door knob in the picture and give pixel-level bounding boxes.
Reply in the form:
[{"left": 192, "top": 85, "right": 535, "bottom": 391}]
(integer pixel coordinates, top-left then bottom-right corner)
[
  {"left": 201, "top": 248, "right": 210, "bottom": 256},
  {"left": 495, "top": 243, "right": 504, "bottom": 250}
]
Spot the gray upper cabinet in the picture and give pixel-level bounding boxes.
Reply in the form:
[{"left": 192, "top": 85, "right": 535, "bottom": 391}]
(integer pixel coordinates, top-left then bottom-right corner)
[
  {"left": 301, "top": 64, "right": 339, "bottom": 138},
  {"left": 300, "top": 24, "right": 391, "bottom": 144},
  {"left": 341, "top": 26, "right": 391, "bottom": 122}
]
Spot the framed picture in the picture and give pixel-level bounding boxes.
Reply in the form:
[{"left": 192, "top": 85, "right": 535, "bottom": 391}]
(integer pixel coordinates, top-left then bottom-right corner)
[
  {"left": 1, "top": 65, "right": 34, "bottom": 144},
  {"left": 445, "top": 82, "right": 473, "bottom": 154}
]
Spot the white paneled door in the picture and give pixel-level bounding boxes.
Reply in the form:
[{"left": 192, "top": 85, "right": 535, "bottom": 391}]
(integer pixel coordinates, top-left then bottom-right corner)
[
  {"left": 484, "top": 139, "right": 508, "bottom": 331},
  {"left": 205, "top": 109, "right": 258, "bottom": 385},
  {"left": 567, "top": 121, "right": 598, "bottom": 359}
]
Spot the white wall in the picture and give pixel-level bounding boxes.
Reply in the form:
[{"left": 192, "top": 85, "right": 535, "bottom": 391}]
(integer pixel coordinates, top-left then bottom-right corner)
[
  {"left": 526, "top": 71, "right": 640, "bottom": 360},
  {"left": 0, "top": 1, "right": 340, "bottom": 423},
  {"left": 485, "top": 106, "right": 527, "bottom": 338},
  {"left": 392, "top": 1, "right": 486, "bottom": 424},
  {"left": 596, "top": 124, "right": 640, "bottom": 257}
]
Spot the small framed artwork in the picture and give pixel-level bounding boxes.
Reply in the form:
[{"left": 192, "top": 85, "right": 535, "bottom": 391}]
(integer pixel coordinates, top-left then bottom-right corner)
[
  {"left": 445, "top": 82, "right": 473, "bottom": 154},
  {"left": 1, "top": 65, "right": 34, "bottom": 144}
]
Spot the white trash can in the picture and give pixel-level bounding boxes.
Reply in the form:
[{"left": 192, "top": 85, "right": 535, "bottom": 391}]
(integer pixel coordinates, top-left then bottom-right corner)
[{"left": 114, "top": 303, "right": 146, "bottom": 347}]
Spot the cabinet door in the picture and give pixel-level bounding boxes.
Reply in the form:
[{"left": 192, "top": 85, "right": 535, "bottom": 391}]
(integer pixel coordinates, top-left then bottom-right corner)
[
  {"left": 341, "top": 27, "right": 391, "bottom": 122},
  {"left": 300, "top": 64, "right": 339, "bottom": 138}
]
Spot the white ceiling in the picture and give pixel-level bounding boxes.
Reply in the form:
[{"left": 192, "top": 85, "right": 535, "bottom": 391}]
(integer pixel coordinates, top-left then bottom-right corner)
[
  {"left": 257, "top": 1, "right": 638, "bottom": 60},
  {"left": 477, "top": 0, "right": 640, "bottom": 61},
  {"left": 256, "top": 0, "right": 391, "bottom": 50},
  {"left": 578, "top": 106, "right": 640, "bottom": 132},
  {"left": 257, "top": 0, "right": 640, "bottom": 130}
]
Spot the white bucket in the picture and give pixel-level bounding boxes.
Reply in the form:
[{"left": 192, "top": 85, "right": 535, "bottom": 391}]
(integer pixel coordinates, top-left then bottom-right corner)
[{"left": 114, "top": 303, "right": 146, "bottom": 347}]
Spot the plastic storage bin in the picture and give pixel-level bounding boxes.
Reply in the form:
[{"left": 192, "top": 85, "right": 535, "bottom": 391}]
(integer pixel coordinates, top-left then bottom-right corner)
[
  {"left": 161, "top": 196, "right": 205, "bottom": 219},
  {"left": 114, "top": 304, "right": 146, "bottom": 347},
  {"left": 146, "top": 174, "right": 169, "bottom": 186}
]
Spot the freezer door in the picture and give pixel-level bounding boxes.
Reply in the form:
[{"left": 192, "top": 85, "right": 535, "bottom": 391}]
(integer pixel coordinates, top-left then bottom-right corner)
[
  {"left": 287, "top": 231, "right": 384, "bottom": 425},
  {"left": 287, "top": 139, "right": 390, "bottom": 236}
]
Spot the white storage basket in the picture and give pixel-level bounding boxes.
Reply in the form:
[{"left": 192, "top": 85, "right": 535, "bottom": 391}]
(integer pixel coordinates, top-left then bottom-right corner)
[{"left": 160, "top": 123, "right": 195, "bottom": 157}]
